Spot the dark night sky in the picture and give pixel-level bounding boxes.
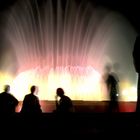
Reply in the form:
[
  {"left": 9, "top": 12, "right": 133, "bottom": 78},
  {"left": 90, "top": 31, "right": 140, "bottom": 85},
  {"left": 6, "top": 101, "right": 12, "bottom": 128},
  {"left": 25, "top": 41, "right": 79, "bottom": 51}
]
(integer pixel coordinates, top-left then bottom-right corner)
[{"left": 0, "top": 0, "right": 140, "bottom": 32}]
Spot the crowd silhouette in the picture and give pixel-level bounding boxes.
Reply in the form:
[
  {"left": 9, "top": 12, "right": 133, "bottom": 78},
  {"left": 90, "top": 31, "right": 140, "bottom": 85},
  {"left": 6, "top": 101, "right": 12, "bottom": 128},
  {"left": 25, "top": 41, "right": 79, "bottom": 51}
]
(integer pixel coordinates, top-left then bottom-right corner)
[{"left": 0, "top": 85, "right": 74, "bottom": 115}]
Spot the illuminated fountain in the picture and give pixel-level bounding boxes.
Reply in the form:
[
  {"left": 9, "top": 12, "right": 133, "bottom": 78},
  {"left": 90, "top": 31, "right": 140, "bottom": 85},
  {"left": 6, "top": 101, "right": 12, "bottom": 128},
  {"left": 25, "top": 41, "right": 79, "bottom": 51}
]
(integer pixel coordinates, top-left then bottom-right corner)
[{"left": 0, "top": 0, "right": 137, "bottom": 101}]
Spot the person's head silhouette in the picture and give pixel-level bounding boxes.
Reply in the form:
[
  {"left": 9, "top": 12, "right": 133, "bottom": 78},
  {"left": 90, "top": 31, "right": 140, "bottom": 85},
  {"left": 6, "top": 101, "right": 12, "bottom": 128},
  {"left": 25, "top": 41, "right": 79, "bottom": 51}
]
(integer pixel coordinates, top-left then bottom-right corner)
[
  {"left": 104, "top": 63, "right": 112, "bottom": 73},
  {"left": 56, "top": 88, "right": 64, "bottom": 97},
  {"left": 30, "top": 85, "right": 36, "bottom": 94},
  {"left": 4, "top": 85, "right": 10, "bottom": 93}
]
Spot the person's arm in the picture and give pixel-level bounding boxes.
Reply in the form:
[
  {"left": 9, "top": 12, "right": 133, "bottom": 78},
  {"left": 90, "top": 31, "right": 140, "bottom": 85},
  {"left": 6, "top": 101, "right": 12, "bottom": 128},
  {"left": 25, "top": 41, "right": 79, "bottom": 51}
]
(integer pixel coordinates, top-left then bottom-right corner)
[
  {"left": 55, "top": 95, "right": 59, "bottom": 109},
  {"left": 14, "top": 97, "right": 19, "bottom": 106},
  {"left": 11, "top": 94, "right": 19, "bottom": 107},
  {"left": 35, "top": 97, "right": 42, "bottom": 113},
  {"left": 20, "top": 96, "right": 27, "bottom": 113}
]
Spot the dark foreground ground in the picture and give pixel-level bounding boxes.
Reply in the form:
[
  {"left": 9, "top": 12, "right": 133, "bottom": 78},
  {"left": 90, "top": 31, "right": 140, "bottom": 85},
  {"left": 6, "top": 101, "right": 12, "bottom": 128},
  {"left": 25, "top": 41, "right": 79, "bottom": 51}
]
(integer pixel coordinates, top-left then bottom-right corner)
[
  {"left": 0, "top": 112, "right": 140, "bottom": 139},
  {"left": 0, "top": 101, "right": 138, "bottom": 138}
]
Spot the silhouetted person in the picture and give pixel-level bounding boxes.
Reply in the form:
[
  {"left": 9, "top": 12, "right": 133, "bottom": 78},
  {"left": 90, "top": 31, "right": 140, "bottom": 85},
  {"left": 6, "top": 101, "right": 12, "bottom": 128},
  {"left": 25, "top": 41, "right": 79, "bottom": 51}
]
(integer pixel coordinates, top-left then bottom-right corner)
[
  {"left": 104, "top": 64, "right": 119, "bottom": 112},
  {"left": 133, "top": 35, "right": 140, "bottom": 112},
  {"left": 20, "top": 85, "right": 42, "bottom": 115},
  {"left": 55, "top": 88, "right": 73, "bottom": 113},
  {"left": 0, "top": 85, "right": 18, "bottom": 115}
]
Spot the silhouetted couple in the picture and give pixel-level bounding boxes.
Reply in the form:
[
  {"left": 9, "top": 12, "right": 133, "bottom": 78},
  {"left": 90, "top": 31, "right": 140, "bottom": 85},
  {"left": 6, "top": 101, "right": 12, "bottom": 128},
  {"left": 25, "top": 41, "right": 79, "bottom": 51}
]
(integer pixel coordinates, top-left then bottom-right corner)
[{"left": 21, "top": 86, "right": 74, "bottom": 114}]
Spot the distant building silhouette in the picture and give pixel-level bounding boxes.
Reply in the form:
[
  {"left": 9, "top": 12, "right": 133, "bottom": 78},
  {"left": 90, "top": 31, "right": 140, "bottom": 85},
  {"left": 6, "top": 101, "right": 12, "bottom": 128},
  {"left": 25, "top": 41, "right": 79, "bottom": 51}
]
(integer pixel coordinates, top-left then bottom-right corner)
[
  {"left": 20, "top": 85, "right": 42, "bottom": 115},
  {"left": 55, "top": 88, "right": 74, "bottom": 113},
  {"left": 133, "top": 35, "right": 140, "bottom": 112},
  {"left": 0, "top": 85, "right": 19, "bottom": 115}
]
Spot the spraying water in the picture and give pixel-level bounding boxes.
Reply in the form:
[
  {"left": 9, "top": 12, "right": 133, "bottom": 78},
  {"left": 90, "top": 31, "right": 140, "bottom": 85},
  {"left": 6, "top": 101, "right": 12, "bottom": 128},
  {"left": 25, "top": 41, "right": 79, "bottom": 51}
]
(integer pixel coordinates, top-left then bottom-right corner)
[{"left": 0, "top": 0, "right": 137, "bottom": 101}]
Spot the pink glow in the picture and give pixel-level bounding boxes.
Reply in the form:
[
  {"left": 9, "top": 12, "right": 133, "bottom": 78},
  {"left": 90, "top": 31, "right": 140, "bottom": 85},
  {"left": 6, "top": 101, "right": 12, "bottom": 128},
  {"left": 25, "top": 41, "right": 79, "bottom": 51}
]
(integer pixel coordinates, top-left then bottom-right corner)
[{"left": 0, "top": 0, "right": 137, "bottom": 101}]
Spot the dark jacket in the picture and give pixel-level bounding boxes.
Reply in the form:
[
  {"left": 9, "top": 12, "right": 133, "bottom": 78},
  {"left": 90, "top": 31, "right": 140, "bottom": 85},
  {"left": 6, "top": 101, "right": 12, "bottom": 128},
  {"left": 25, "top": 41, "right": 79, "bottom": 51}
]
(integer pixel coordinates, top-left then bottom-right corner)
[
  {"left": 56, "top": 95, "right": 73, "bottom": 113},
  {"left": 21, "top": 93, "right": 42, "bottom": 114},
  {"left": 0, "top": 92, "right": 18, "bottom": 114}
]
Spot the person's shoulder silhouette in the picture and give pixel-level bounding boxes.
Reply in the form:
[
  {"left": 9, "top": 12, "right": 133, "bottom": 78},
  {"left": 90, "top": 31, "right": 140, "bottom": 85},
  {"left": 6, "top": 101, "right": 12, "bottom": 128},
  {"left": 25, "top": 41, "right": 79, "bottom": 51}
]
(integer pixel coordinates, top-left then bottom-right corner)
[
  {"left": 20, "top": 85, "right": 42, "bottom": 115},
  {"left": 55, "top": 88, "right": 73, "bottom": 113},
  {"left": 0, "top": 85, "right": 18, "bottom": 114},
  {"left": 133, "top": 35, "right": 140, "bottom": 112},
  {"left": 133, "top": 35, "right": 140, "bottom": 73}
]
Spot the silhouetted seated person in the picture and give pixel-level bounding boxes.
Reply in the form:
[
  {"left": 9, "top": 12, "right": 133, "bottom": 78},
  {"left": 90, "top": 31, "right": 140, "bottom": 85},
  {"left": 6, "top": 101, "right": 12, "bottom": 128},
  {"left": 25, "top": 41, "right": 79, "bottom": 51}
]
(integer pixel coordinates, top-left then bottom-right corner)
[
  {"left": 0, "top": 85, "right": 19, "bottom": 115},
  {"left": 54, "top": 88, "right": 74, "bottom": 113},
  {"left": 20, "top": 85, "right": 42, "bottom": 115},
  {"left": 104, "top": 64, "right": 119, "bottom": 112},
  {"left": 133, "top": 35, "right": 140, "bottom": 112}
]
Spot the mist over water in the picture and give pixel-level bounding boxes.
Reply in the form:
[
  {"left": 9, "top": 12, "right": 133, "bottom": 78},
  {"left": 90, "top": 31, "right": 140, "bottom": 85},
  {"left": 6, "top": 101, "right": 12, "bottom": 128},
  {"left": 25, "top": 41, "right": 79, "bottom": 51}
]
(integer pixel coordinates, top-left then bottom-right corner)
[{"left": 0, "top": 0, "right": 137, "bottom": 101}]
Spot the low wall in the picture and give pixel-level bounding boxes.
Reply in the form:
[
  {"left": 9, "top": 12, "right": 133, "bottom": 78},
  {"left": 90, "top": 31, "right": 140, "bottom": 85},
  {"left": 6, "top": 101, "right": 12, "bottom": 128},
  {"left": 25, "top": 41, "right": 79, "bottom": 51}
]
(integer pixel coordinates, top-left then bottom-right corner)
[{"left": 16, "top": 101, "right": 136, "bottom": 113}]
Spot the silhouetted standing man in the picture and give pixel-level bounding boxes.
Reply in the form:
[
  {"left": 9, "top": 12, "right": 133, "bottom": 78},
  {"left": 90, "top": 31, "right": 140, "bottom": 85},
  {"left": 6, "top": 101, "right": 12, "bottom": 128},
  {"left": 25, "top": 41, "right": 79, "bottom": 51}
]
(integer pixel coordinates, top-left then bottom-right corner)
[
  {"left": 21, "top": 85, "right": 42, "bottom": 115},
  {"left": 133, "top": 35, "right": 140, "bottom": 112},
  {"left": 0, "top": 85, "right": 19, "bottom": 115},
  {"left": 55, "top": 88, "right": 73, "bottom": 113},
  {"left": 104, "top": 64, "right": 119, "bottom": 112}
]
